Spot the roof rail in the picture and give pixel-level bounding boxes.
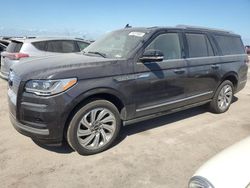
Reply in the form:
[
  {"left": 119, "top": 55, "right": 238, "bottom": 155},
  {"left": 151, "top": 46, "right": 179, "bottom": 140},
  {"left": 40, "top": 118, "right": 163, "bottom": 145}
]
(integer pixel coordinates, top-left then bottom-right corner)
[{"left": 176, "top": 25, "right": 234, "bottom": 34}]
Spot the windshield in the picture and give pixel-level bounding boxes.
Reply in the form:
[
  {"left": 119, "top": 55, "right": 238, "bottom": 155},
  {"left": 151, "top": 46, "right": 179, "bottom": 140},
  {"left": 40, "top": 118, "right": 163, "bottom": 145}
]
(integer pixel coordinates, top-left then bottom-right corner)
[{"left": 83, "top": 30, "right": 147, "bottom": 59}]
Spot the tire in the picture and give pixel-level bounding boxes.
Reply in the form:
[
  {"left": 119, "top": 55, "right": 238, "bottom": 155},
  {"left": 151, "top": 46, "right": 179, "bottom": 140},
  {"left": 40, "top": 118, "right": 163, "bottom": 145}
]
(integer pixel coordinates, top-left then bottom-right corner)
[
  {"left": 67, "top": 100, "right": 121, "bottom": 155},
  {"left": 209, "top": 80, "right": 234, "bottom": 113}
]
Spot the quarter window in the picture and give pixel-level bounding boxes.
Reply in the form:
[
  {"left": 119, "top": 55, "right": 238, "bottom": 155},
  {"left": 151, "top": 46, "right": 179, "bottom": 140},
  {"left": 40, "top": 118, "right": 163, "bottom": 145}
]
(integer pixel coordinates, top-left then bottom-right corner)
[
  {"left": 145, "top": 33, "right": 182, "bottom": 60},
  {"left": 215, "top": 35, "right": 244, "bottom": 55},
  {"left": 186, "top": 33, "right": 214, "bottom": 58}
]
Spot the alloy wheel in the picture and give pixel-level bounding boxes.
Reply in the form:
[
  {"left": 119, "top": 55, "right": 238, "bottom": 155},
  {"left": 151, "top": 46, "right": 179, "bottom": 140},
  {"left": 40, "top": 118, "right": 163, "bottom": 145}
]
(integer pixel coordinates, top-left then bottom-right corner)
[
  {"left": 77, "top": 108, "right": 116, "bottom": 150},
  {"left": 217, "top": 84, "right": 233, "bottom": 111}
]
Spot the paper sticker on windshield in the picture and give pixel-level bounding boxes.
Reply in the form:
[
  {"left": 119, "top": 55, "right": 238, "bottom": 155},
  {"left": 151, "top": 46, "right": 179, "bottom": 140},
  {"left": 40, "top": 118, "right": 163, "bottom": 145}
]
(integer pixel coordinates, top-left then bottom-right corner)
[{"left": 129, "top": 32, "right": 145, "bottom": 37}]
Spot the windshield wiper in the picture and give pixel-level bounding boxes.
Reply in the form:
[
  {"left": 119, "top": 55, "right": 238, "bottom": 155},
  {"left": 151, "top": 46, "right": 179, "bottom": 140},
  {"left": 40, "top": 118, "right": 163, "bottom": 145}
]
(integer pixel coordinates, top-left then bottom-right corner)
[{"left": 87, "top": 51, "right": 107, "bottom": 58}]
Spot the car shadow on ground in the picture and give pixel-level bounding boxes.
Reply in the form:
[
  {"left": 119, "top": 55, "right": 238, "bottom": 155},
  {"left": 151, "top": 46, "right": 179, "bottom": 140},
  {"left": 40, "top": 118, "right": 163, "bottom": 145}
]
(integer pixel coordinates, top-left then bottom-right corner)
[
  {"left": 32, "top": 97, "right": 238, "bottom": 154},
  {"left": 32, "top": 139, "right": 74, "bottom": 154},
  {"left": 114, "top": 96, "right": 238, "bottom": 149}
]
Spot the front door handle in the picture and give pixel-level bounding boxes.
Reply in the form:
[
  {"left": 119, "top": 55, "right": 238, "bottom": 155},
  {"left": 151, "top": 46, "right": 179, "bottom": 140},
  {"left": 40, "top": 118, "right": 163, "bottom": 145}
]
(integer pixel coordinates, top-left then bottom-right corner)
[
  {"left": 211, "top": 64, "right": 220, "bottom": 69},
  {"left": 173, "top": 69, "right": 186, "bottom": 74}
]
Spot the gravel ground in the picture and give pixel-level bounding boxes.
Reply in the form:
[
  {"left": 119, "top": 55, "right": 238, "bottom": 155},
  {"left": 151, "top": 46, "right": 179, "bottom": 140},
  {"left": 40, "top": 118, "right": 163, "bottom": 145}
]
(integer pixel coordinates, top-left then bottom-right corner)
[{"left": 0, "top": 70, "right": 250, "bottom": 188}]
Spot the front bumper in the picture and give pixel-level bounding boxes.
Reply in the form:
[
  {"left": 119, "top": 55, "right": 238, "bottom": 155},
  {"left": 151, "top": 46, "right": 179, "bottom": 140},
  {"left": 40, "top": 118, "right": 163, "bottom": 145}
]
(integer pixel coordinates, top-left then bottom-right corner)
[
  {"left": 10, "top": 112, "right": 49, "bottom": 135},
  {"left": 10, "top": 113, "right": 62, "bottom": 145},
  {"left": 8, "top": 87, "right": 75, "bottom": 146}
]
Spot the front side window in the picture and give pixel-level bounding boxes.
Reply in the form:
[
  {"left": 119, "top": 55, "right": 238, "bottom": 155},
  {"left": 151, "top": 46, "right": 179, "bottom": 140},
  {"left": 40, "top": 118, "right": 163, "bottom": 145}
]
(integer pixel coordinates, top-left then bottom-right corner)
[
  {"left": 145, "top": 33, "right": 181, "bottom": 60},
  {"left": 186, "top": 33, "right": 214, "bottom": 58}
]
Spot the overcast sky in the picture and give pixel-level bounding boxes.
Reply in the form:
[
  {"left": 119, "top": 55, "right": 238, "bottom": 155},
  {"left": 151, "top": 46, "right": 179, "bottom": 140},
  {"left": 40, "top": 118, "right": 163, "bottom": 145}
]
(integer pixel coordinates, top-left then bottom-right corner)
[{"left": 0, "top": 0, "right": 249, "bottom": 44}]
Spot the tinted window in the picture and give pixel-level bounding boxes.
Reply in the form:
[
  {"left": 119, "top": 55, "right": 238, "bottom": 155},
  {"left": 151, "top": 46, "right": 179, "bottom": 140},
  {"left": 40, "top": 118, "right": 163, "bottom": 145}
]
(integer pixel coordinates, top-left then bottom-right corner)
[
  {"left": 32, "top": 41, "right": 46, "bottom": 51},
  {"left": 215, "top": 35, "right": 244, "bottom": 55},
  {"left": 145, "top": 33, "right": 181, "bottom": 60},
  {"left": 6, "top": 41, "right": 23, "bottom": 53},
  {"left": 186, "top": 33, "right": 214, "bottom": 58},
  {"left": 77, "top": 41, "right": 89, "bottom": 51},
  {"left": 47, "top": 40, "right": 77, "bottom": 53}
]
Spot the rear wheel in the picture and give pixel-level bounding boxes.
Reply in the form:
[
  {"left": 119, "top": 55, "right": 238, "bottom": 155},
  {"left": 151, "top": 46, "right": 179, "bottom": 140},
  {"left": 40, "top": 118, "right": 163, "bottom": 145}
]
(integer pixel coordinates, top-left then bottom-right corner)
[
  {"left": 209, "top": 80, "right": 234, "bottom": 113},
  {"left": 67, "top": 100, "right": 121, "bottom": 155}
]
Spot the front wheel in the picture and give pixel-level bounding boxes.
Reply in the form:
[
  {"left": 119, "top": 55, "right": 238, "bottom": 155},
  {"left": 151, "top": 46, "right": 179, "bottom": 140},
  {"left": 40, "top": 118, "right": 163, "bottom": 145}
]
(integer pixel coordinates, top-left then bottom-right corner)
[
  {"left": 67, "top": 100, "right": 121, "bottom": 155},
  {"left": 209, "top": 80, "right": 234, "bottom": 113}
]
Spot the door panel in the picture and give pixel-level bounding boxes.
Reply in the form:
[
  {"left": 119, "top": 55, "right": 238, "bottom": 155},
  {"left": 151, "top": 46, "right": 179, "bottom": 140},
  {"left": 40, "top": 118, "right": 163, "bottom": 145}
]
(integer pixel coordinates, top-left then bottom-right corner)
[
  {"left": 185, "top": 57, "right": 221, "bottom": 104},
  {"left": 184, "top": 33, "right": 220, "bottom": 104},
  {"left": 133, "top": 31, "right": 192, "bottom": 117},
  {"left": 134, "top": 59, "right": 188, "bottom": 117}
]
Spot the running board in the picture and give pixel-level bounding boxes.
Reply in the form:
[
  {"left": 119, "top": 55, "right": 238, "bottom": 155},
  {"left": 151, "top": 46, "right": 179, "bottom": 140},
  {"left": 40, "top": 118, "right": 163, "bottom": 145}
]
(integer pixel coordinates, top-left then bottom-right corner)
[{"left": 123, "top": 100, "right": 211, "bottom": 126}]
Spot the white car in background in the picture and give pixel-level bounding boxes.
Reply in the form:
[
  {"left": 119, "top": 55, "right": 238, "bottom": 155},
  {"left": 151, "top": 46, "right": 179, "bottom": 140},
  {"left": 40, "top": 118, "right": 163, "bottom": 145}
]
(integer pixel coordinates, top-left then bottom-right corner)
[
  {"left": 189, "top": 136, "right": 250, "bottom": 188},
  {"left": 0, "top": 37, "right": 90, "bottom": 79}
]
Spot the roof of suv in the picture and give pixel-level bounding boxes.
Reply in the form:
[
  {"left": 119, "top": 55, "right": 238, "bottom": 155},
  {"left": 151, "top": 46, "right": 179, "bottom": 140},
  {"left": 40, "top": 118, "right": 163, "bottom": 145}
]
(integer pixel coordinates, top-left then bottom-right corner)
[
  {"left": 122, "top": 25, "right": 239, "bottom": 37},
  {"left": 10, "top": 37, "right": 91, "bottom": 43}
]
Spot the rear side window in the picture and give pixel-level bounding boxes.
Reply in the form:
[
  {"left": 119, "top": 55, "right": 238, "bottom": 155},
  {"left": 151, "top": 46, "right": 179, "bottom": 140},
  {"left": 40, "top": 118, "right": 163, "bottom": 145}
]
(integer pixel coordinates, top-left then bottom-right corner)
[
  {"left": 215, "top": 35, "right": 244, "bottom": 55},
  {"left": 186, "top": 33, "right": 214, "bottom": 58},
  {"left": 77, "top": 41, "right": 89, "bottom": 51},
  {"left": 32, "top": 41, "right": 46, "bottom": 51},
  {"left": 145, "top": 33, "right": 181, "bottom": 60},
  {"left": 47, "top": 40, "right": 78, "bottom": 53},
  {"left": 6, "top": 41, "right": 23, "bottom": 53}
]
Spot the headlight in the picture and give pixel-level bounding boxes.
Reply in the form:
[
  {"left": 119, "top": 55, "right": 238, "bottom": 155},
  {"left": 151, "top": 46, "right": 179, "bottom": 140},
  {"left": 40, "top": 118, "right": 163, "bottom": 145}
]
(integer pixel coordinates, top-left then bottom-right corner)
[
  {"left": 189, "top": 176, "right": 214, "bottom": 188},
  {"left": 25, "top": 78, "right": 77, "bottom": 96}
]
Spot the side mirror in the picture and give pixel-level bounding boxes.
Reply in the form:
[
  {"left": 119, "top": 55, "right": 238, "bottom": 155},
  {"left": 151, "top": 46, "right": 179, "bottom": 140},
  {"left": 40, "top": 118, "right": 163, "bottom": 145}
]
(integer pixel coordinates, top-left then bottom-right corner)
[{"left": 140, "top": 49, "right": 164, "bottom": 63}]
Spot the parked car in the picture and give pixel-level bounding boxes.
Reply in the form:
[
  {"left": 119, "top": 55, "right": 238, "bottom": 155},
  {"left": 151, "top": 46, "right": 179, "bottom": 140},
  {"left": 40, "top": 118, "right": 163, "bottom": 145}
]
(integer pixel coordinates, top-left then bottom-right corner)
[
  {"left": 0, "top": 37, "right": 90, "bottom": 79},
  {"left": 8, "top": 26, "right": 248, "bottom": 155},
  {"left": 189, "top": 136, "right": 250, "bottom": 188},
  {"left": 0, "top": 38, "right": 10, "bottom": 68}
]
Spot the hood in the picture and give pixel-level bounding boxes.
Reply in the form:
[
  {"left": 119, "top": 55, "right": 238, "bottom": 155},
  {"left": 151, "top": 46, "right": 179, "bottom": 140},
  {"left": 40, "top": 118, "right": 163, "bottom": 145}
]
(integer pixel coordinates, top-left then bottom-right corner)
[
  {"left": 193, "top": 136, "right": 250, "bottom": 188},
  {"left": 11, "top": 53, "right": 125, "bottom": 81}
]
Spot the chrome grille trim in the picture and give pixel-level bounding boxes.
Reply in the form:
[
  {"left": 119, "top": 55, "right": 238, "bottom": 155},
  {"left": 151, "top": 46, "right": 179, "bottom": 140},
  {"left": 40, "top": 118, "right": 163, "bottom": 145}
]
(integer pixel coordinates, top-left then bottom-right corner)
[{"left": 10, "top": 72, "right": 21, "bottom": 94}]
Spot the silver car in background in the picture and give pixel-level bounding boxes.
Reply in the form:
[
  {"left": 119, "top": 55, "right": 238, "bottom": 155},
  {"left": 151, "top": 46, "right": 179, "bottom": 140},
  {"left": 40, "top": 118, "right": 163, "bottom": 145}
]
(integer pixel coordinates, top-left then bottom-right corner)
[{"left": 0, "top": 37, "right": 90, "bottom": 79}]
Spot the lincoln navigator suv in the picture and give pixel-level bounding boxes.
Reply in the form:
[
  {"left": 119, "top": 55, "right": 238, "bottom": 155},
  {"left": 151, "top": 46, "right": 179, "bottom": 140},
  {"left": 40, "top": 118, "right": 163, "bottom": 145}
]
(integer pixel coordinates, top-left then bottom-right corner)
[{"left": 8, "top": 26, "right": 249, "bottom": 155}]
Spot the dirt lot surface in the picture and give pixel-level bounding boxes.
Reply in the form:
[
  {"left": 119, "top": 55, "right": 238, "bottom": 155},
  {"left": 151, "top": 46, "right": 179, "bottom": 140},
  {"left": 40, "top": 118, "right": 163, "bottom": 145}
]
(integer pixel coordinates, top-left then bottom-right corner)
[{"left": 0, "top": 70, "right": 250, "bottom": 188}]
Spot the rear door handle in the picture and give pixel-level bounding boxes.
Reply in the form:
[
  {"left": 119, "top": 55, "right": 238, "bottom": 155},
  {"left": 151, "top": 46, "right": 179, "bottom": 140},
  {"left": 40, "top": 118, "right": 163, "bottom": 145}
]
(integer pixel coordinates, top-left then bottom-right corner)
[{"left": 173, "top": 69, "right": 186, "bottom": 74}]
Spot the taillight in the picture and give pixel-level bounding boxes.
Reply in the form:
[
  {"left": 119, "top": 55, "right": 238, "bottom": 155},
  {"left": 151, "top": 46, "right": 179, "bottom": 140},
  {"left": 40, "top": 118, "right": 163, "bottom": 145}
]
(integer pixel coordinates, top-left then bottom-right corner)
[{"left": 5, "top": 53, "right": 29, "bottom": 60}]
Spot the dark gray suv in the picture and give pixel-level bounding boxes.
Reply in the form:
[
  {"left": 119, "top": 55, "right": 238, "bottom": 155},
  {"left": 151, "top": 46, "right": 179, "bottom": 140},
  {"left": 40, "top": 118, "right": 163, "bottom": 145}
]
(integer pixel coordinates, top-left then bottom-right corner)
[{"left": 8, "top": 26, "right": 249, "bottom": 155}]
